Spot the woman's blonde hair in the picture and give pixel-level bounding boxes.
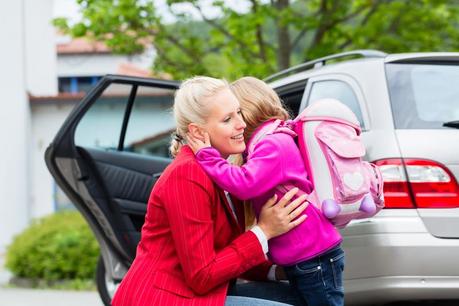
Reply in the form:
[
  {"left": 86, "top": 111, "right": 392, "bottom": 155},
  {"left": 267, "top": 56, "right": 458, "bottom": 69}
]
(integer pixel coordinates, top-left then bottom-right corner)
[
  {"left": 230, "top": 77, "right": 290, "bottom": 228},
  {"left": 170, "top": 76, "right": 229, "bottom": 157},
  {"left": 231, "top": 76, "right": 290, "bottom": 141}
]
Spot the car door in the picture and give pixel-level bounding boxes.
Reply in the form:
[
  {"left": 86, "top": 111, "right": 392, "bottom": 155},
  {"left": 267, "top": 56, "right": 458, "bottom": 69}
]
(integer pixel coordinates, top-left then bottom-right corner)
[
  {"left": 286, "top": 73, "right": 396, "bottom": 281},
  {"left": 45, "top": 75, "right": 179, "bottom": 272}
]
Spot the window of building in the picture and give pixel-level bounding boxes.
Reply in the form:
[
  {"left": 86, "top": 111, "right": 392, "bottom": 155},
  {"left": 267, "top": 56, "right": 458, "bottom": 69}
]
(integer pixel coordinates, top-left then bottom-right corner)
[{"left": 58, "top": 76, "right": 102, "bottom": 94}]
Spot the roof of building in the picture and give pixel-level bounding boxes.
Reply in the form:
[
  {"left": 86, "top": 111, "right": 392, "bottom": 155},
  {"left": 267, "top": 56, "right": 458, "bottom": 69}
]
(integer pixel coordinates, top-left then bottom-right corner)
[
  {"left": 57, "top": 37, "right": 111, "bottom": 55},
  {"left": 116, "top": 62, "right": 152, "bottom": 78},
  {"left": 29, "top": 92, "right": 85, "bottom": 103}
]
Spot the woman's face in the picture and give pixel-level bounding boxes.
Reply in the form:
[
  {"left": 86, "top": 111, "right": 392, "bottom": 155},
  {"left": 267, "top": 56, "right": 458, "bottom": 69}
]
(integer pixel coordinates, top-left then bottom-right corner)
[{"left": 201, "top": 88, "right": 247, "bottom": 158}]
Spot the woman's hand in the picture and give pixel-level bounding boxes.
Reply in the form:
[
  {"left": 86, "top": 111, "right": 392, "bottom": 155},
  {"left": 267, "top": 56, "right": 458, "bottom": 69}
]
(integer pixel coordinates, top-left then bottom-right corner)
[
  {"left": 186, "top": 132, "right": 211, "bottom": 154},
  {"left": 257, "top": 188, "right": 308, "bottom": 240}
]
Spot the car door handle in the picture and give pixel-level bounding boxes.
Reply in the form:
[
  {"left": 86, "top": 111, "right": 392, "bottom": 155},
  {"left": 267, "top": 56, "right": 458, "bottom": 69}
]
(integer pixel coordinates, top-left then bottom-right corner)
[{"left": 77, "top": 175, "right": 89, "bottom": 181}]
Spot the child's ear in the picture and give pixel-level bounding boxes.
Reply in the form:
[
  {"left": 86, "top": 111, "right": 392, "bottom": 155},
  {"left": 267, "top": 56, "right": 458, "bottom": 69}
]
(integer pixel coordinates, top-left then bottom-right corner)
[{"left": 188, "top": 123, "right": 206, "bottom": 141}]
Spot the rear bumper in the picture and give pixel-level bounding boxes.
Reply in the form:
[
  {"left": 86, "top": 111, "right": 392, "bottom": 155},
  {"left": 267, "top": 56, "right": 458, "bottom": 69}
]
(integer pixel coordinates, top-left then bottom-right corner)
[
  {"left": 341, "top": 210, "right": 459, "bottom": 304},
  {"left": 345, "top": 276, "right": 459, "bottom": 305}
]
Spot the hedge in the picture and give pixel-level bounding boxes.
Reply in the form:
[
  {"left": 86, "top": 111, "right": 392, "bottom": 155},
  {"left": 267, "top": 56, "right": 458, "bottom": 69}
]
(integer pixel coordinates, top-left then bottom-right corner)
[{"left": 6, "top": 211, "right": 99, "bottom": 281}]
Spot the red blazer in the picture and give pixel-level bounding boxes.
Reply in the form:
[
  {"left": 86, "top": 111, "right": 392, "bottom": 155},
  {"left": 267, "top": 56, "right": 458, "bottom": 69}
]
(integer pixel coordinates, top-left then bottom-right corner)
[{"left": 112, "top": 146, "right": 271, "bottom": 306}]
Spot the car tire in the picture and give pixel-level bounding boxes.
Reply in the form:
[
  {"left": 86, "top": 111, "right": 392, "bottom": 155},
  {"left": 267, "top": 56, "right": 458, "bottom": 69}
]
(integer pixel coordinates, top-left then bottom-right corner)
[{"left": 96, "top": 255, "right": 119, "bottom": 306}]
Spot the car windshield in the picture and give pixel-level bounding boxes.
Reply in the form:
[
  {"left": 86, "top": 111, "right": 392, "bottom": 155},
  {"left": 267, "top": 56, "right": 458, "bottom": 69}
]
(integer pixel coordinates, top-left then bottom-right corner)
[{"left": 386, "top": 62, "right": 459, "bottom": 129}]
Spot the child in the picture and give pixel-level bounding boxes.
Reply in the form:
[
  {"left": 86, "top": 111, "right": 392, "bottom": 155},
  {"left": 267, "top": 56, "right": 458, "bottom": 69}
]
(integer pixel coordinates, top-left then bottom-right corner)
[{"left": 187, "top": 77, "right": 345, "bottom": 306}]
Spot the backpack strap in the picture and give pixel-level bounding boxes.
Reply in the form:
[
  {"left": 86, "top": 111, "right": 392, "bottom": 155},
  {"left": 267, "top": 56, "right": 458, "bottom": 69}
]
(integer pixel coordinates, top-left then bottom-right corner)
[
  {"left": 246, "top": 119, "right": 297, "bottom": 157},
  {"left": 246, "top": 119, "right": 282, "bottom": 156},
  {"left": 246, "top": 120, "right": 313, "bottom": 202},
  {"left": 298, "top": 115, "right": 362, "bottom": 135},
  {"left": 273, "top": 119, "right": 298, "bottom": 137}
]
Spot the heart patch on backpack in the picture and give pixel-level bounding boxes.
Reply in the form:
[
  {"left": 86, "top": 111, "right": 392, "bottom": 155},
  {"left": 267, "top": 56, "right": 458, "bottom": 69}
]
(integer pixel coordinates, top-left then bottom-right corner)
[{"left": 343, "top": 172, "right": 364, "bottom": 191}]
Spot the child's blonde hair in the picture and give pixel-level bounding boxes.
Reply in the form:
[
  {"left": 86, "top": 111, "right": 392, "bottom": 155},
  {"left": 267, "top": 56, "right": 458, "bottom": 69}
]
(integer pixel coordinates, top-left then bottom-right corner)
[
  {"left": 170, "top": 76, "right": 229, "bottom": 157},
  {"left": 230, "top": 76, "right": 290, "bottom": 141},
  {"left": 230, "top": 77, "right": 290, "bottom": 228}
]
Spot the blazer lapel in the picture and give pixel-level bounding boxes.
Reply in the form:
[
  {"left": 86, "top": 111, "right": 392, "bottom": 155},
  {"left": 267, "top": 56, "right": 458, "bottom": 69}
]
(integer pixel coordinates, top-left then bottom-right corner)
[
  {"left": 231, "top": 196, "right": 247, "bottom": 230},
  {"left": 217, "top": 188, "right": 241, "bottom": 232}
]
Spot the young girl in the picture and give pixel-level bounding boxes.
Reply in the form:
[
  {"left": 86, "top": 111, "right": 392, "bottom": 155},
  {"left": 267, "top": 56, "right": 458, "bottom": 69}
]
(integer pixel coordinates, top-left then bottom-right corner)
[{"left": 187, "top": 77, "right": 345, "bottom": 306}]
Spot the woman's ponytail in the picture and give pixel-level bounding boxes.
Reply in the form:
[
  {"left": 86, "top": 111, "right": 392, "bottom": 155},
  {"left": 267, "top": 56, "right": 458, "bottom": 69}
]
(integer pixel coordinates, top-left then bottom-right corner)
[{"left": 169, "top": 132, "right": 184, "bottom": 158}]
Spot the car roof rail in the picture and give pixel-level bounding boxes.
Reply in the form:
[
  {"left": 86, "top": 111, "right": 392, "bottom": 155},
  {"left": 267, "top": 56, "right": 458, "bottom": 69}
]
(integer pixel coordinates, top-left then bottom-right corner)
[{"left": 264, "top": 49, "right": 387, "bottom": 82}]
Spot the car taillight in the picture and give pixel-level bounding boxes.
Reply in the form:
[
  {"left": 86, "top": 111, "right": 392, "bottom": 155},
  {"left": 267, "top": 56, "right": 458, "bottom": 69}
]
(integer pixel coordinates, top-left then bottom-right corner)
[{"left": 374, "top": 158, "right": 459, "bottom": 209}]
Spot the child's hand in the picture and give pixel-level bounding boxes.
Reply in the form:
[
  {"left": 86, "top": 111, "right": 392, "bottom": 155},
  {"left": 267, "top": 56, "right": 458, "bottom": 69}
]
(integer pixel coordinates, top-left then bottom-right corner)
[{"left": 186, "top": 132, "right": 211, "bottom": 154}]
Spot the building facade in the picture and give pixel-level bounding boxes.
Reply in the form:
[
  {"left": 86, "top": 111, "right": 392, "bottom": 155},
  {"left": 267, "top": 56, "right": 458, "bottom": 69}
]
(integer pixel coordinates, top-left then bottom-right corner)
[{"left": 0, "top": 0, "right": 168, "bottom": 251}]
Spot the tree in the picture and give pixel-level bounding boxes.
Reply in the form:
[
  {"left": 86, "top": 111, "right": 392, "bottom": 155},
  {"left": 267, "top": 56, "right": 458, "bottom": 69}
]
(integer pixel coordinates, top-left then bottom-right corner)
[{"left": 54, "top": 0, "right": 459, "bottom": 79}]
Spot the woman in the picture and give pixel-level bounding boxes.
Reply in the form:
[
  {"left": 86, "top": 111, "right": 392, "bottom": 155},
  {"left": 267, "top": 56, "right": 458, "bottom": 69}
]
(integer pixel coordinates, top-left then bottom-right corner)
[{"left": 111, "top": 76, "right": 308, "bottom": 306}]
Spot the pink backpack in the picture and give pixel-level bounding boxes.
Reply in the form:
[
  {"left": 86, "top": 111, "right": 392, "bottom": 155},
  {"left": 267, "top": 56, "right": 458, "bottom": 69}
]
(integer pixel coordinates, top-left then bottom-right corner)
[{"left": 247, "top": 98, "right": 384, "bottom": 228}]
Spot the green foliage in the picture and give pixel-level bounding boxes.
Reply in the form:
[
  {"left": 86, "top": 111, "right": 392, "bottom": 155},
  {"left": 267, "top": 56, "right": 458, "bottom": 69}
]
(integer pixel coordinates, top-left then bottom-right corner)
[
  {"left": 5, "top": 211, "right": 99, "bottom": 281},
  {"left": 54, "top": 0, "right": 459, "bottom": 79}
]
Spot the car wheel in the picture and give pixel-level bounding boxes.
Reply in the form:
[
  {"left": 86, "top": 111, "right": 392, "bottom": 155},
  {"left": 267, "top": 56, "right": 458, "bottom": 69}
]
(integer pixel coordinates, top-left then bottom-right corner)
[{"left": 96, "top": 255, "right": 119, "bottom": 306}]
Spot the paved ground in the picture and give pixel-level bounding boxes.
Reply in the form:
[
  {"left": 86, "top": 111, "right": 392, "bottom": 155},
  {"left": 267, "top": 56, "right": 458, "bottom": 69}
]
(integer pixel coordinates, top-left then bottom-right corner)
[
  {"left": 0, "top": 253, "right": 102, "bottom": 306},
  {"left": 0, "top": 287, "right": 103, "bottom": 306},
  {"left": 1, "top": 252, "right": 458, "bottom": 306},
  {"left": 0, "top": 253, "right": 11, "bottom": 286}
]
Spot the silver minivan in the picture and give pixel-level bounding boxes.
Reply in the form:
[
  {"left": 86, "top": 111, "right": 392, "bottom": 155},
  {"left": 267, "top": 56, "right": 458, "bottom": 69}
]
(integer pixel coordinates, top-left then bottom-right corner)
[
  {"left": 268, "top": 50, "right": 459, "bottom": 304},
  {"left": 45, "top": 51, "right": 459, "bottom": 305}
]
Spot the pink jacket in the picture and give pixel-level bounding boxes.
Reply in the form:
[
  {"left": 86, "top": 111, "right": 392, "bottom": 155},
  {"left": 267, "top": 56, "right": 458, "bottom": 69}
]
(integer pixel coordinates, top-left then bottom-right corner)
[{"left": 195, "top": 127, "right": 342, "bottom": 266}]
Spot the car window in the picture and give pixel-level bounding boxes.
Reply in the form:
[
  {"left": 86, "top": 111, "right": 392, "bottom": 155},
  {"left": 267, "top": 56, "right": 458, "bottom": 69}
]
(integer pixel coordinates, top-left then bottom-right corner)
[
  {"left": 123, "top": 86, "right": 175, "bottom": 158},
  {"left": 386, "top": 63, "right": 459, "bottom": 129},
  {"left": 75, "top": 83, "right": 130, "bottom": 150},
  {"left": 275, "top": 80, "right": 308, "bottom": 117},
  {"left": 306, "top": 80, "right": 365, "bottom": 127},
  {"left": 74, "top": 83, "right": 176, "bottom": 158}
]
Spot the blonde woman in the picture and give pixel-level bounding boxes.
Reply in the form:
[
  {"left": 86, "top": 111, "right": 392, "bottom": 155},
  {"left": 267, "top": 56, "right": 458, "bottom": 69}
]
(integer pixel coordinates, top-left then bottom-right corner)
[
  {"left": 187, "top": 77, "right": 345, "bottom": 306},
  {"left": 111, "top": 76, "right": 308, "bottom": 306}
]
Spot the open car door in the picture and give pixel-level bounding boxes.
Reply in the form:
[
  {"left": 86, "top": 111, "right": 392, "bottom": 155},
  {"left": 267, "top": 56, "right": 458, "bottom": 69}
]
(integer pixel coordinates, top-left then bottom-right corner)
[{"left": 45, "top": 75, "right": 179, "bottom": 305}]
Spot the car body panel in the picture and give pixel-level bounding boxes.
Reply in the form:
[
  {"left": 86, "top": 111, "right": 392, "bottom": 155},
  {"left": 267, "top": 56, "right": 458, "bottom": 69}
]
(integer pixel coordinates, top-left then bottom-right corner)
[
  {"left": 394, "top": 130, "right": 459, "bottom": 181},
  {"left": 341, "top": 209, "right": 459, "bottom": 304}
]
